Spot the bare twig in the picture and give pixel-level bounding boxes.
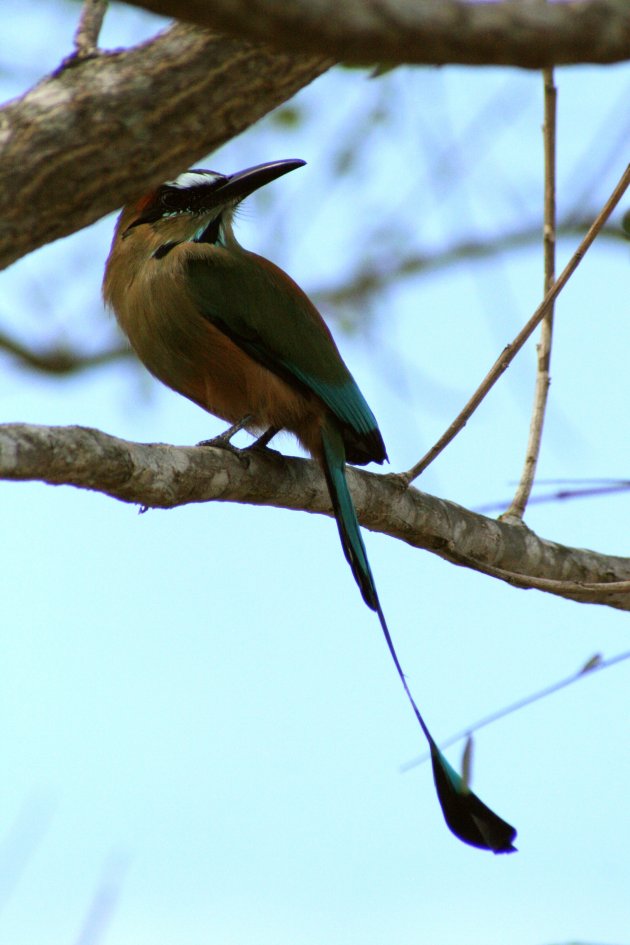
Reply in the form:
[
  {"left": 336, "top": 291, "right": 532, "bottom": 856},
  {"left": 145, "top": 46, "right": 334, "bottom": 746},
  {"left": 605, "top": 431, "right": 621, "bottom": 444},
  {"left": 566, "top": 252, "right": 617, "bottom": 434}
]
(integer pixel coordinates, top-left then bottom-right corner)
[
  {"left": 475, "top": 479, "right": 630, "bottom": 514},
  {"left": 312, "top": 220, "right": 623, "bottom": 317},
  {"left": 401, "top": 649, "right": 630, "bottom": 772},
  {"left": 399, "top": 161, "right": 630, "bottom": 485},
  {"left": 72, "top": 0, "right": 108, "bottom": 58},
  {"left": 0, "top": 328, "right": 132, "bottom": 375},
  {"left": 504, "top": 66, "right": 557, "bottom": 520},
  {"left": 446, "top": 554, "right": 630, "bottom": 602}
]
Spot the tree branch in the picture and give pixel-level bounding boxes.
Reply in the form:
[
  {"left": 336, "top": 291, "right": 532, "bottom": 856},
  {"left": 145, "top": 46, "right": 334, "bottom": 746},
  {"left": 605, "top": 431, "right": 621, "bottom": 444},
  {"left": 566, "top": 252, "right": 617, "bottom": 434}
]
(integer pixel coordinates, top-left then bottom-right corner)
[
  {"left": 0, "top": 327, "right": 132, "bottom": 375},
  {"left": 3, "top": 422, "right": 630, "bottom": 611},
  {"left": 314, "top": 221, "right": 624, "bottom": 312},
  {"left": 72, "top": 0, "right": 109, "bottom": 58},
  {"left": 401, "top": 161, "right": 630, "bottom": 484},
  {"left": 505, "top": 66, "right": 558, "bottom": 520},
  {"left": 119, "top": 0, "right": 630, "bottom": 68},
  {"left": 0, "top": 22, "right": 330, "bottom": 270}
]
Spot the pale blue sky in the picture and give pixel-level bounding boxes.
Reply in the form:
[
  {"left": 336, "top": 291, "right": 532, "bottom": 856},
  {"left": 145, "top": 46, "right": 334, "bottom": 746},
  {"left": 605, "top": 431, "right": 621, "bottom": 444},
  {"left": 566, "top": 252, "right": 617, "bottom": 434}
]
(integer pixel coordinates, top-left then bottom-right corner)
[{"left": 1, "top": 3, "right": 629, "bottom": 944}]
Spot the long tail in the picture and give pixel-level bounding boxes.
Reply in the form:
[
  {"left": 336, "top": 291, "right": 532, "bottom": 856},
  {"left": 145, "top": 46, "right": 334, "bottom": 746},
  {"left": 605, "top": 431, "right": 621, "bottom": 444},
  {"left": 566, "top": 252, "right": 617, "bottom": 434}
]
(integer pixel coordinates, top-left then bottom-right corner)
[{"left": 320, "top": 421, "right": 517, "bottom": 854}]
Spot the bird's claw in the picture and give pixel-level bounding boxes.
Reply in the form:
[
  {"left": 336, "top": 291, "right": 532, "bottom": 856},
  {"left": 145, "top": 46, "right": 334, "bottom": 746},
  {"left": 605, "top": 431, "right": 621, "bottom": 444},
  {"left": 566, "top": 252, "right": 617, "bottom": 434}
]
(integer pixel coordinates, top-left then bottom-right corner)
[
  {"left": 196, "top": 433, "right": 240, "bottom": 450},
  {"left": 197, "top": 416, "right": 253, "bottom": 450}
]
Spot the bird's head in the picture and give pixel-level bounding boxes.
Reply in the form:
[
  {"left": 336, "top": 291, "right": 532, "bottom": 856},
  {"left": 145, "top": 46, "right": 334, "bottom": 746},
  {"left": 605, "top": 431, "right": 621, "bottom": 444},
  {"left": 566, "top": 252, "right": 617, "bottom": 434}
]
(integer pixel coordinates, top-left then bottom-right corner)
[{"left": 116, "top": 158, "right": 306, "bottom": 250}]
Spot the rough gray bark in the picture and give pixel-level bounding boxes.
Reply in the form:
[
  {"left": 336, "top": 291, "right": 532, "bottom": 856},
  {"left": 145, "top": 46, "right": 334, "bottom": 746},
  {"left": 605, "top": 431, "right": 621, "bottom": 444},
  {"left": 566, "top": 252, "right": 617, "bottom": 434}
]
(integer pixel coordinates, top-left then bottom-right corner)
[
  {"left": 0, "top": 21, "right": 330, "bottom": 270},
  {"left": 3, "top": 422, "right": 629, "bottom": 611},
  {"left": 120, "top": 0, "right": 630, "bottom": 68}
]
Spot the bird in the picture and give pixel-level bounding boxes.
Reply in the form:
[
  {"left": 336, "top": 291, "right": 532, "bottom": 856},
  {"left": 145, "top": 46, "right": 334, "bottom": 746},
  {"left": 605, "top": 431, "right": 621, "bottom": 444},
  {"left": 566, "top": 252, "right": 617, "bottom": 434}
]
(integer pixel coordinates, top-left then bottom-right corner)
[{"left": 103, "top": 158, "right": 517, "bottom": 853}]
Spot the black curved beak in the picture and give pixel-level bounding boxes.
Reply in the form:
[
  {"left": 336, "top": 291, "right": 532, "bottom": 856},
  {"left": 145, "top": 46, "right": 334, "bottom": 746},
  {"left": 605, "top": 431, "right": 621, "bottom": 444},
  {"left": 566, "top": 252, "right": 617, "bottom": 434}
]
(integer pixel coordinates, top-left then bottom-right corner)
[{"left": 215, "top": 159, "right": 306, "bottom": 203}]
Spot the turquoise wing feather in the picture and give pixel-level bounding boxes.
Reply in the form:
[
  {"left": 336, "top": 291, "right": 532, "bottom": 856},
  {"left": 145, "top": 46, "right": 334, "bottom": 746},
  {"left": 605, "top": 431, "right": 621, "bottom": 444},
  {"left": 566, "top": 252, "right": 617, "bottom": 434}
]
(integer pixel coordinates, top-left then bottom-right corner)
[{"left": 185, "top": 249, "right": 386, "bottom": 463}]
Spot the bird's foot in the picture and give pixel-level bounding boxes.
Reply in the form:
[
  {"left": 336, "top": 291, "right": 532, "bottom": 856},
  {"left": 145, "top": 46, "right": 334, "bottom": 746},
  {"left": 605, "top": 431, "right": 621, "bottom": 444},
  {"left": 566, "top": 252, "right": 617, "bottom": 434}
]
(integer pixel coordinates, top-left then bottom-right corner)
[
  {"left": 197, "top": 416, "right": 253, "bottom": 450},
  {"left": 242, "top": 426, "right": 280, "bottom": 452}
]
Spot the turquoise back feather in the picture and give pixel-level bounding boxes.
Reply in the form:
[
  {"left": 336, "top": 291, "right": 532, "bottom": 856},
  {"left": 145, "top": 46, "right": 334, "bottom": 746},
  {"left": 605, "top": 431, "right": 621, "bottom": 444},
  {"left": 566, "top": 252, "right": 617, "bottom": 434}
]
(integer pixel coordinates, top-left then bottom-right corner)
[{"left": 186, "top": 250, "right": 386, "bottom": 465}]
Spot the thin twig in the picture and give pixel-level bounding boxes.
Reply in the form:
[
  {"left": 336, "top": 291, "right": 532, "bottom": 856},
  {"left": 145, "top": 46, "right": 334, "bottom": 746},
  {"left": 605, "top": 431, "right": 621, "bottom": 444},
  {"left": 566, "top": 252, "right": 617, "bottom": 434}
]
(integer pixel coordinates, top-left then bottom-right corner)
[
  {"left": 72, "top": 0, "right": 108, "bottom": 58},
  {"left": 475, "top": 479, "right": 630, "bottom": 514},
  {"left": 0, "top": 328, "right": 132, "bottom": 375},
  {"left": 399, "top": 162, "right": 630, "bottom": 486},
  {"left": 449, "top": 558, "right": 630, "bottom": 600},
  {"left": 505, "top": 66, "right": 557, "bottom": 520},
  {"left": 400, "top": 649, "right": 630, "bottom": 772},
  {"left": 315, "top": 220, "right": 622, "bottom": 312}
]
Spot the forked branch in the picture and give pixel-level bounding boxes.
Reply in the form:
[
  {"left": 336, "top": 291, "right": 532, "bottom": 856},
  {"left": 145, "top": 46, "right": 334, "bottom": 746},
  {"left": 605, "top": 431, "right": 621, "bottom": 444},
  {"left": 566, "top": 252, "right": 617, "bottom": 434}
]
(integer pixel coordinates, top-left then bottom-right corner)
[{"left": 401, "top": 162, "right": 630, "bottom": 485}]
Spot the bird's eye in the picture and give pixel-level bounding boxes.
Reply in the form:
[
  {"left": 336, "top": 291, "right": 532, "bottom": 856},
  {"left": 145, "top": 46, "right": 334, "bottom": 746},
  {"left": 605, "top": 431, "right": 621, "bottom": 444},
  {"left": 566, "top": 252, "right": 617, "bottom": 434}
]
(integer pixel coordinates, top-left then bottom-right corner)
[{"left": 160, "top": 190, "right": 182, "bottom": 211}]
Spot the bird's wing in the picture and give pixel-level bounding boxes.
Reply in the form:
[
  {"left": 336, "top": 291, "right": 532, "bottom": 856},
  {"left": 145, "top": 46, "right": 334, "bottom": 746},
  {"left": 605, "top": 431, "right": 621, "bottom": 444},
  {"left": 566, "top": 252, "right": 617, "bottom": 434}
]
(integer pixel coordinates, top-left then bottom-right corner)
[{"left": 185, "top": 248, "right": 386, "bottom": 460}]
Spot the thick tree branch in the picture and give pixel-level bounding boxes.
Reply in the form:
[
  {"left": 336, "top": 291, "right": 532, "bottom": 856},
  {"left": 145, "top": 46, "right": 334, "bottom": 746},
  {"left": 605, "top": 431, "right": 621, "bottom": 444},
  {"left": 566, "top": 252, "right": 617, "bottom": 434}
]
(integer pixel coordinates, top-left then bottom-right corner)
[
  {"left": 2, "top": 422, "right": 630, "bottom": 611},
  {"left": 0, "top": 22, "right": 330, "bottom": 270},
  {"left": 121, "top": 0, "right": 630, "bottom": 68}
]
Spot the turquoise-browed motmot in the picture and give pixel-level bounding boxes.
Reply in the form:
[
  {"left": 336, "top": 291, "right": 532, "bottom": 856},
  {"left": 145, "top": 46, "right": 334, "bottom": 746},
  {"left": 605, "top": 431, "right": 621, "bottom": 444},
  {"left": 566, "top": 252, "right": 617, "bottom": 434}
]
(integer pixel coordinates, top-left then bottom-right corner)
[{"left": 103, "top": 159, "right": 517, "bottom": 853}]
